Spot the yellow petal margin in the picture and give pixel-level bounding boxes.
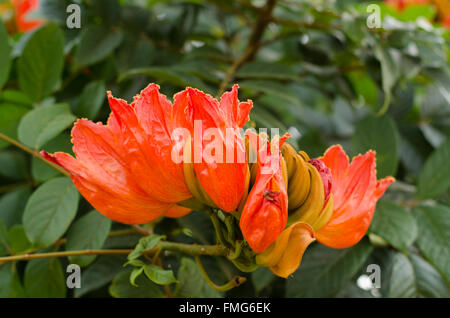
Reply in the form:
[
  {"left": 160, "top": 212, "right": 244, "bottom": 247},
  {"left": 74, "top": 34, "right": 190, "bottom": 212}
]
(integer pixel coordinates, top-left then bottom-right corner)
[{"left": 255, "top": 222, "right": 315, "bottom": 278}]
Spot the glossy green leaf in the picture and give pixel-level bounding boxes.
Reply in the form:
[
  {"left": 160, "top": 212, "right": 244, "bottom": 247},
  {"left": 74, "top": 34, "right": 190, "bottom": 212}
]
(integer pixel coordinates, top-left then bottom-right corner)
[
  {"left": 409, "top": 254, "right": 449, "bottom": 298},
  {"left": 286, "top": 239, "right": 373, "bottom": 297},
  {"left": 23, "top": 177, "right": 79, "bottom": 247},
  {"left": 7, "top": 225, "right": 33, "bottom": 254},
  {"left": 0, "top": 21, "right": 12, "bottom": 90},
  {"left": 143, "top": 264, "right": 178, "bottom": 285},
  {"left": 0, "top": 188, "right": 31, "bottom": 229},
  {"left": 0, "top": 150, "right": 29, "bottom": 180},
  {"left": 18, "top": 103, "right": 75, "bottom": 149},
  {"left": 109, "top": 270, "right": 163, "bottom": 298},
  {"left": 66, "top": 210, "right": 112, "bottom": 267},
  {"left": 24, "top": 258, "right": 66, "bottom": 298},
  {"left": 0, "top": 263, "right": 26, "bottom": 298},
  {"left": 174, "top": 257, "right": 221, "bottom": 298},
  {"left": 0, "top": 220, "right": 9, "bottom": 256},
  {"left": 74, "top": 25, "right": 123, "bottom": 68},
  {"left": 127, "top": 234, "right": 163, "bottom": 261},
  {"left": 74, "top": 255, "right": 127, "bottom": 298},
  {"left": 416, "top": 138, "right": 450, "bottom": 199},
  {"left": 17, "top": 23, "right": 65, "bottom": 101},
  {"left": 74, "top": 81, "right": 106, "bottom": 120},
  {"left": 0, "top": 104, "right": 29, "bottom": 150},
  {"left": 370, "top": 200, "right": 418, "bottom": 250},
  {"left": 413, "top": 204, "right": 450, "bottom": 280},
  {"left": 352, "top": 114, "right": 399, "bottom": 178}
]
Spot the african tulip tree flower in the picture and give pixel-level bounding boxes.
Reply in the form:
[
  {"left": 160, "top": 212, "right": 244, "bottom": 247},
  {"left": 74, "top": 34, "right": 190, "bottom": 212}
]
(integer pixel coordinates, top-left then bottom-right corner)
[
  {"left": 42, "top": 84, "right": 252, "bottom": 224},
  {"left": 256, "top": 145, "right": 394, "bottom": 277},
  {"left": 239, "top": 131, "right": 289, "bottom": 254},
  {"left": 11, "top": 0, "right": 43, "bottom": 32},
  {"left": 173, "top": 85, "right": 252, "bottom": 212}
]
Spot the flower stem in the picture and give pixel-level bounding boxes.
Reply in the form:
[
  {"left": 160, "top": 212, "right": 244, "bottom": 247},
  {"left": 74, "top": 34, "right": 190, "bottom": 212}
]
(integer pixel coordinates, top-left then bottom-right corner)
[
  {"left": 0, "top": 242, "right": 228, "bottom": 265},
  {"left": 0, "top": 132, "right": 70, "bottom": 177},
  {"left": 195, "top": 255, "right": 247, "bottom": 292}
]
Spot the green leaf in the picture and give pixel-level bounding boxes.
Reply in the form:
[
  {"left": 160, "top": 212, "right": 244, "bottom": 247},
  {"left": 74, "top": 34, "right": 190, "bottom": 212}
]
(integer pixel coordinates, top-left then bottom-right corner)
[
  {"left": 369, "top": 200, "right": 418, "bottom": 250},
  {"left": 73, "top": 81, "right": 106, "bottom": 120},
  {"left": 0, "top": 104, "right": 29, "bottom": 150},
  {"left": 7, "top": 225, "right": 33, "bottom": 254},
  {"left": 74, "top": 255, "right": 127, "bottom": 298},
  {"left": 66, "top": 210, "right": 112, "bottom": 267},
  {"left": 127, "top": 234, "right": 163, "bottom": 261},
  {"left": 0, "top": 21, "right": 12, "bottom": 90},
  {"left": 375, "top": 45, "right": 401, "bottom": 100},
  {"left": 74, "top": 25, "right": 123, "bottom": 68},
  {"left": 416, "top": 138, "right": 450, "bottom": 199},
  {"left": 352, "top": 114, "right": 399, "bottom": 178},
  {"left": 143, "top": 264, "right": 178, "bottom": 285},
  {"left": 251, "top": 267, "right": 276, "bottom": 295},
  {"left": 18, "top": 103, "right": 76, "bottom": 149},
  {"left": 130, "top": 267, "right": 144, "bottom": 287},
  {"left": 0, "top": 263, "right": 26, "bottom": 298},
  {"left": 409, "top": 254, "right": 449, "bottom": 298},
  {"left": 0, "top": 220, "right": 9, "bottom": 256},
  {"left": 109, "top": 270, "right": 163, "bottom": 298},
  {"left": 24, "top": 258, "right": 66, "bottom": 298},
  {"left": 236, "top": 62, "right": 299, "bottom": 81},
  {"left": 32, "top": 132, "right": 72, "bottom": 182},
  {"left": 23, "top": 177, "right": 79, "bottom": 247},
  {"left": 413, "top": 204, "right": 450, "bottom": 280},
  {"left": 239, "top": 80, "right": 301, "bottom": 107},
  {"left": 17, "top": 23, "right": 65, "bottom": 101},
  {"left": 286, "top": 239, "right": 373, "bottom": 297},
  {"left": 174, "top": 257, "right": 221, "bottom": 298},
  {"left": 381, "top": 251, "right": 416, "bottom": 298},
  {"left": 0, "top": 188, "right": 31, "bottom": 229},
  {"left": 119, "top": 66, "right": 207, "bottom": 91},
  {"left": 0, "top": 150, "right": 29, "bottom": 180}
]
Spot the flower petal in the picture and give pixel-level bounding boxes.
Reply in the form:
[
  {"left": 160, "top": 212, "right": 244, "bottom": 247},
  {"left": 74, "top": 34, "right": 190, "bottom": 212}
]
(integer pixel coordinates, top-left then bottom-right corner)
[
  {"left": 256, "top": 222, "right": 315, "bottom": 278},
  {"left": 316, "top": 146, "right": 395, "bottom": 248},
  {"left": 42, "top": 151, "right": 169, "bottom": 224}
]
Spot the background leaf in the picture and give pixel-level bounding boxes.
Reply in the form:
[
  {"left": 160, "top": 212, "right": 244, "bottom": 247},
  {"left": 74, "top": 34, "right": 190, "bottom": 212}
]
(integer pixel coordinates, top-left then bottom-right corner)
[
  {"left": 24, "top": 257, "right": 66, "bottom": 298},
  {"left": 413, "top": 204, "right": 450, "bottom": 280},
  {"left": 23, "top": 177, "right": 79, "bottom": 247},
  {"left": 286, "top": 239, "right": 373, "bottom": 297},
  {"left": 18, "top": 104, "right": 75, "bottom": 149},
  {"left": 17, "top": 24, "right": 65, "bottom": 101},
  {"left": 66, "top": 210, "right": 112, "bottom": 267},
  {"left": 352, "top": 114, "right": 399, "bottom": 178},
  {"left": 416, "top": 138, "right": 450, "bottom": 200},
  {"left": 370, "top": 200, "right": 418, "bottom": 250}
]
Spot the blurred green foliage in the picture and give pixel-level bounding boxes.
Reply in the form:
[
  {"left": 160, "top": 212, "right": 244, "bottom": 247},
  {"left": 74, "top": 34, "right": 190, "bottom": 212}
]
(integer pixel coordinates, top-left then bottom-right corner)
[{"left": 0, "top": 0, "right": 449, "bottom": 298}]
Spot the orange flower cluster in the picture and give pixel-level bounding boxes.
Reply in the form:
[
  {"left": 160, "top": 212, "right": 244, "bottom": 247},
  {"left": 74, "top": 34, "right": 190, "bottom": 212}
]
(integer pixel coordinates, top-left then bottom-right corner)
[
  {"left": 43, "top": 85, "right": 394, "bottom": 277},
  {"left": 386, "top": 0, "right": 450, "bottom": 27},
  {"left": 10, "top": 0, "right": 43, "bottom": 32}
]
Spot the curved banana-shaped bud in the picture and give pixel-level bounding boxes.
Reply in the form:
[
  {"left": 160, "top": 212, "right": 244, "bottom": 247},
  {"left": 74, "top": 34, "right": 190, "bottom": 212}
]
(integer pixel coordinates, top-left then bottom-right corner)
[
  {"left": 284, "top": 148, "right": 310, "bottom": 211},
  {"left": 183, "top": 135, "right": 218, "bottom": 208},
  {"left": 287, "top": 163, "right": 325, "bottom": 226},
  {"left": 256, "top": 222, "right": 315, "bottom": 278}
]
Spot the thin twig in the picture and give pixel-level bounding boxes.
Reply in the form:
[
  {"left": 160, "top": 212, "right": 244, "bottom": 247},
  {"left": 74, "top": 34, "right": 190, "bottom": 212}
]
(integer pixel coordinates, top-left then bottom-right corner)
[
  {"left": 195, "top": 255, "right": 247, "bottom": 292},
  {"left": 218, "top": 0, "right": 278, "bottom": 95},
  {"left": 0, "top": 132, "right": 70, "bottom": 177},
  {"left": 0, "top": 242, "right": 228, "bottom": 264}
]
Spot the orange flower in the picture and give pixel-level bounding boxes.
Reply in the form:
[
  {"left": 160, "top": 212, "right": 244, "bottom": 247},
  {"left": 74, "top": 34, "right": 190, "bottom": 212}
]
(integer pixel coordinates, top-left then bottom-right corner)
[
  {"left": 257, "top": 145, "right": 394, "bottom": 277},
  {"left": 239, "top": 131, "right": 289, "bottom": 253},
  {"left": 385, "top": 0, "right": 429, "bottom": 11},
  {"left": 173, "top": 85, "right": 252, "bottom": 212},
  {"left": 315, "top": 145, "right": 395, "bottom": 248},
  {"left": 11, "top": 0, "right": 43, "bottom": 32},
  {"left": 42, "top": 84, "right": 193, "bottom": 224}
]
